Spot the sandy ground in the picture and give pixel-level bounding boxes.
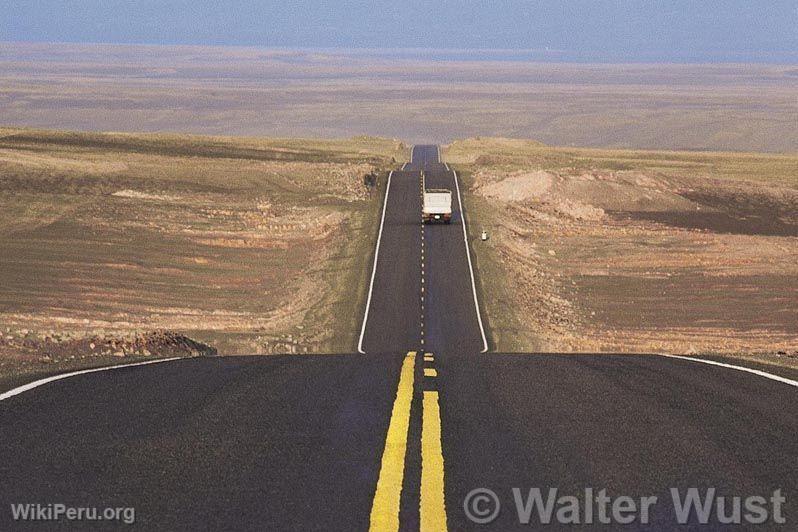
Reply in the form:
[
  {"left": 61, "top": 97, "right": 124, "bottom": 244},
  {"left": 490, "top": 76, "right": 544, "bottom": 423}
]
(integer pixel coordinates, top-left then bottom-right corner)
[
  {"left": 450, "top": 139, "right": 798, "bottom": 366},
  {"left": 0, "top": 128, "right": 405, "bottom": 382}
]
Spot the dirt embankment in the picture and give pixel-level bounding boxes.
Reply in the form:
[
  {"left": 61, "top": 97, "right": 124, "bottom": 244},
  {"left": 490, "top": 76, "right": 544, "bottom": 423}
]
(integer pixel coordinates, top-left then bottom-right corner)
[
  {"left": 0, "top": 330, "right": 216, "bottom": 392},
  {"left": 1, "top": 330, "right": 216, "bottom": 359},
  {"left": 460, "top": 140, "right": 798, "bottom": 363}
]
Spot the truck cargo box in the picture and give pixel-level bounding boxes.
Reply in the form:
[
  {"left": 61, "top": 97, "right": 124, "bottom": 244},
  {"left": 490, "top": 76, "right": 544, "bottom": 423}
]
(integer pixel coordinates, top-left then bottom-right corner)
[{"left": 423, "top": 189, "right": 452, "bottom": 223}]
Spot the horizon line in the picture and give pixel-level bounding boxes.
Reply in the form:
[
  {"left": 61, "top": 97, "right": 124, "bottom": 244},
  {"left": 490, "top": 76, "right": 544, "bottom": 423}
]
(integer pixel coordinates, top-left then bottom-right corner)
[{"left": 2, "top": 40, "right": 797, "bottom": 66}]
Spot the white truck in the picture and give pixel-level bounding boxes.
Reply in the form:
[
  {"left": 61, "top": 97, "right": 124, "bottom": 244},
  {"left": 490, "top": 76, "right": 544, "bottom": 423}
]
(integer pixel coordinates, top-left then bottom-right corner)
[{"left": 423, "top": 189, "right": 452, "bottom": 224}]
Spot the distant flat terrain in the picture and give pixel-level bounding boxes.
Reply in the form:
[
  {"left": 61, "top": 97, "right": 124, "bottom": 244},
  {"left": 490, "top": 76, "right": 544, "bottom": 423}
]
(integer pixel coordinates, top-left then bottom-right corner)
[{"left": 1, "top": 42, "right": 797, "bottom": 152}]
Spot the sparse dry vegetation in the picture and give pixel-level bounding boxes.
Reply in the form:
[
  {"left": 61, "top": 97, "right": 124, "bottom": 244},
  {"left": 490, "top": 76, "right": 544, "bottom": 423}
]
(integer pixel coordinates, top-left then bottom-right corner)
[
  {"left": 0, "top": 127, "right": 405, "bottom": 382},
  {"left": 449, "top": 138, "right": 798, "bottom": 365}
]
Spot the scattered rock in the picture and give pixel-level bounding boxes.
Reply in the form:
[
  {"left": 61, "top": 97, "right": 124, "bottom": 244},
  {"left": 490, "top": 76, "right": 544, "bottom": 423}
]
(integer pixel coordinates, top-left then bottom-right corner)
[{"left": 0, "top": 330, "right": 216, "bottom": 362}]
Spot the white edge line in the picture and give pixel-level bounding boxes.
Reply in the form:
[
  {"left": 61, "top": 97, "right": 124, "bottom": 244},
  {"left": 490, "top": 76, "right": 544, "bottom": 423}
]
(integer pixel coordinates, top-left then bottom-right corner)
[
  {"left": 0, "top": 357, "right": 184, "bottom": 401},
  {"left": 452, "top": 168, "right": 489, "bottom": 353},
  {"left": 436, "top": 145, "right": 441, "bottom": 163},
  {"left": 658, "top": 354, "right": 798, "bottom": 388},
  {"left": 401, "top": 145, "right": 414, "bottom": 170},
  {"left": 358, "top": 170, "right": 394, "bottom": 354}
]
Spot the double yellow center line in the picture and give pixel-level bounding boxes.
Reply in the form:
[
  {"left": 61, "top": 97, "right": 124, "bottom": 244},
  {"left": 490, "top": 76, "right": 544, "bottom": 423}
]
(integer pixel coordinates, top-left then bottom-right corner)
[
  {"left": 369, "top": 351, "right": 447, "bottom": 531},
  {"left": 421, "top": 383, "right": 446, "bottom": 530},
  {"left": 369, "top": 352, "right": 416, "bottom": 530}
]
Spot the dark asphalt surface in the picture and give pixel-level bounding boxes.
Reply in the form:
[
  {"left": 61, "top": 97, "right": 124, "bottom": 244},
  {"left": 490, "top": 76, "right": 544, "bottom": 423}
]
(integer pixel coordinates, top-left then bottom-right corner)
[{"left": 1, "top": 146, "right": 796, "bottom": 530}]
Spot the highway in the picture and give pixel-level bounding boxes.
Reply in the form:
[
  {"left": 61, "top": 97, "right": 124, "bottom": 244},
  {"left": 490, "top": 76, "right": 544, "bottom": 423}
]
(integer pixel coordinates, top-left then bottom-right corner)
[{"left": 1, "top": 146, "right": 796, "bottom": 530}]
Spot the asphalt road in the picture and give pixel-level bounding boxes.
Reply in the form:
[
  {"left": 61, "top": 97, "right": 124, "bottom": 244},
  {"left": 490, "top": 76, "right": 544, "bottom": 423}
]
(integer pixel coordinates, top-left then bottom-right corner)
[{"left": 1, "top": 146, "right": 796, "bottom": 530}]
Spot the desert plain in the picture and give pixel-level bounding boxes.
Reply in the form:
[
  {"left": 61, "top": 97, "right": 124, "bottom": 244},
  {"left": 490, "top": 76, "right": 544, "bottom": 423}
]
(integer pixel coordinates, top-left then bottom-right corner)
[{"left": 0, "top": 42, "right": 796, "bottom": 383}]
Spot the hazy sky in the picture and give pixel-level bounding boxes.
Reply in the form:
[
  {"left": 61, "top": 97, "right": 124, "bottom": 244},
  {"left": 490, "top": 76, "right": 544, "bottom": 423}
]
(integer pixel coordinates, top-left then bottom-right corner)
[{"left": 3, "top": 0, "right": 797, "bottom": 61}]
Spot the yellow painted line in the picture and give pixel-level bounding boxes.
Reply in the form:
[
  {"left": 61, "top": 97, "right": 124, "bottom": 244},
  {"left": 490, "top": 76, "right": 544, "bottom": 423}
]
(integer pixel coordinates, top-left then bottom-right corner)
[
  {"left": 424, "top": 368, "right": 437, "bottom": 378},
  {"left": 369, "top": 352, "right": 416, "bottom": 532},
  {"left": 421, "top": 390, "right": 448, "bottom": 531},
  {"left": 424, "top": 353, "right": 434, "bottom": 362}
]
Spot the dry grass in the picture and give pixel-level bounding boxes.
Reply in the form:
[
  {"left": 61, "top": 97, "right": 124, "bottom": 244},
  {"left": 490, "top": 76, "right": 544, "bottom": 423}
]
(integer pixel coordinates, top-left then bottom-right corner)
[{"left": 0, "top": 127, "right": 406, "bottom": 379}]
